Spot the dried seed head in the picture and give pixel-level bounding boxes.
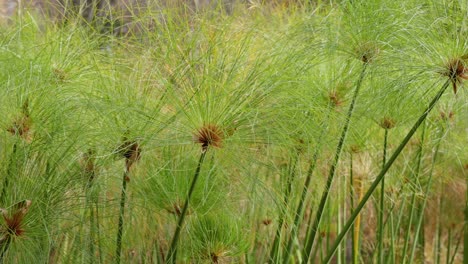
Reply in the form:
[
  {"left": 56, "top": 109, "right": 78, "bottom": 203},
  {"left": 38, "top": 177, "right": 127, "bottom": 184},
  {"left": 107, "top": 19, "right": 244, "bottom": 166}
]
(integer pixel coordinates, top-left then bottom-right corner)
[
  {"left": 328, "top": 91, "right": 344, "bottom": 108},
  {"left": 193, "top": 124, "right": 224, "bottom": 151},
  {"left": 350, "top": 145, "right": 362, "bottom": 154},
  {"left": 117, "top": 138, "right": 141, "bottom": 171},
  {"left": 7, "top": 100, "right": 32, "bottom": 141},
  {"left": 53, "top": 68, "right": 67, "bottom": 83},
  {"left": 1, "top": 200, "right": 31, "bottom": 238},
  {"left": 439, "top": 111, "right": 455, "bottom": 121},
  {"left": 380, "top": 117, "right": 396, "bottom": 130},
  {"left": 80, "top": 149, "right": 96, "bottom": 184},
  {"left": 7, "top": 116, "right": 31, "bottom": 139},
  {"left": 210, "top": 252, "right": 219, "bottom": 263},
  {"left": 440, "top": 58, "right": 468, "bottom": 94},
  {"left": 295, "top": 138, "right": 306, "bottom": 153},
  {"left": 81, "top": 149, "right": 95, "bottom": 174},
  {"left": 165, "top": 202, "right": 188, "bottom": 217}
]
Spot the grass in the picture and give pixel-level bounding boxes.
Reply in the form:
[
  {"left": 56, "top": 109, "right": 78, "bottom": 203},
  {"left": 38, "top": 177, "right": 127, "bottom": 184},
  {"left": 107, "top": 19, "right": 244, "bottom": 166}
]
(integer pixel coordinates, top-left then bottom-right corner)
[{"left": 0, "top": 0, "right": 466, "bottom": 263}]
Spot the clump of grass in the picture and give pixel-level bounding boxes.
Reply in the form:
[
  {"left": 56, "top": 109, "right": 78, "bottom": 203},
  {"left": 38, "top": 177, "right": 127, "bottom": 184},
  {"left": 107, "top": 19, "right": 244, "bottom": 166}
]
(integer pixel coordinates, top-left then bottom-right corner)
[
  {"left": 187, "top": 213, "right": 248, "bottom": 263},
  {"left": 323, "top": 49, "right": 465, "bottom": 261}
]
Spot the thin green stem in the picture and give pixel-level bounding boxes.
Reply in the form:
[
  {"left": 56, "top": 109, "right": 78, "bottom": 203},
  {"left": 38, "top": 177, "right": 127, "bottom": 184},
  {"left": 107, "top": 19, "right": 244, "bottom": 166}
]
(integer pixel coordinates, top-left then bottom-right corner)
[
  {"left": 402, "top": 193, "right": 417, "bottom": 263},
  {"left": 403, "top": 122, "right": 426, "bottom": 264},
  {"left": 409, "top": 125, "right": 445, "bottom": 263},
  {"left": 377, "top": 128, "right": 389, "bottom": 263},
  {"left": 96, "top": 199, "right": 103, "bottom": 264},
  {"left": 436, "top": 194, "right": 443, "bottom": 264},
  {"left": 167, "top": 150, "right": 207, "bottom": 263},
  {"left": 302, "top": 63, "right": 368, "bottom": 263},
  {"left": 349, "top": 151, "right": 356, "bottom": 264},
  {"left": 323, "top": 80, "right": 450, "bottom": 263},
  {"left": 283, "top": 107, "right": 332, "bottom": 263},
  {"left": 115, "top": 169, "right": 130, "bottom": 264},
  {"left": 464, "top": 160, "right": 468, "bottom": 264},
  {"left": 447, "top": 228, "right": 452, "bottom": 264},
  {"left": 388, "top": 213, "right": 395, "bottom": 264},
  {"left": 449, "top": 230, "right": 462, "bottom": 264}
]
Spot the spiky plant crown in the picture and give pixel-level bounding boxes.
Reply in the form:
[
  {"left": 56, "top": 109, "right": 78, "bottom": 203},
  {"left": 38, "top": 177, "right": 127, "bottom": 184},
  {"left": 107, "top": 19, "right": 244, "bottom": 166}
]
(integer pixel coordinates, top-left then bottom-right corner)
[
  {"left": 1, "top": 200, "right": 31, "bottom": 238},
  {"left": 379, "top": 117, "right": 396, "bottom": 130},
  {"left": 440, "top": 57, "right": 468, "bottom": 94},
  {"left": 117, "top": 138, "right": 141, "bottom": 172},
  {"left": 7, "top": 100, "right": 32, "bottom": 142},
  {"left": 193, "top": 124, "right": 224, "bottom": 151},
  {"left": 354, "top": 42, "right": 380, "bottom": 64}
]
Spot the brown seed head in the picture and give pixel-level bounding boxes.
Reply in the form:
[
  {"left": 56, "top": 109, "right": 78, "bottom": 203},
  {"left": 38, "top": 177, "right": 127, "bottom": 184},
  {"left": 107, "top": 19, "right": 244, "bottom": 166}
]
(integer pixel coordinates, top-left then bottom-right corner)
[
  {"left": 7, "top": 100, "right": 32, "bottom": 141},
  {"left": 2, "top": 200, "right": 31, "bottom": 237},
  {"left": 441, "top": 58, "right": 468, "bottom": 94},
  {"left": 350, "top": 145, "right": 361, "bottom": 154},
  {"left": 210, "top": 252, "right": 219, "bottom": 263},
  {"left": 193, "top": 124, "right": 223, "bottom": 151},
  {"left": 439, "top": 111, "right": 455, "bottom": 121},
  {"left": 117, "top": 139, "right": 141, "bottom": 171},
  {"left": 53, "top": 68, "right": 67, "bottom": 83},
  {"left": 7, "top": 115, "right": 32, "bottom": 141},
  {"left": 81, "top": 149, "right": 96, "bottom": 175},
  {"left": 380, "top": 117, "right": 396, "bottom": 130},
  {"left": 328, "top": 91, "right": 343, "bottom": 108},
  {"left": 165, "top": 202, "right": 188, "bottom": 217}
]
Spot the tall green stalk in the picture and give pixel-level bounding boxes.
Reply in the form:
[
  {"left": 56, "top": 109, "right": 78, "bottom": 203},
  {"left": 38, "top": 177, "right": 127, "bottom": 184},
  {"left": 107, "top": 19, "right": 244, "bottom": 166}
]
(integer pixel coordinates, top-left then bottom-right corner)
[
  {"left": 115, "top": 168, "right": 130, "bottom": 264},
  {"left": 350, "top": 151, "right": 356, "bottom": 264},
  {"left": 409, "top": 124, "right": 445, "bottom": 263},
  {"left": 402, "top": 122, "right": 426, "bottom": 264},
  {"left": 282, "top": 107, "right": 332, "bottom": 263},
  {"left": 377, "top": 127, "right": 389, "bottom": 263},
  {"left": 167, "top": 150, "right": 207, "bottom": 263},
  {"left": 436, "top": 194, "right": 443, "bottom": 264},
  {"left": 115, "top": 140, "right": 140, "bottom": 264},
  {"left": 464, "top": 158, "right": 468, "bottom": 264},
  {"left": 323, "top": 79, "right": 451, "bottom": 263},
  {"left": 302, "top": 63, "right": 368, "bottom": 263}
]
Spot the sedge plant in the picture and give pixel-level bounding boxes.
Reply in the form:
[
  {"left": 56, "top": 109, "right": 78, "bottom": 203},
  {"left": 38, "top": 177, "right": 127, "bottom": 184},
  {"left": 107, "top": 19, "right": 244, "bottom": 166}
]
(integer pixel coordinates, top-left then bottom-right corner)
[{"left": 323, "top": 57, "right": 467, "bottom": 263}]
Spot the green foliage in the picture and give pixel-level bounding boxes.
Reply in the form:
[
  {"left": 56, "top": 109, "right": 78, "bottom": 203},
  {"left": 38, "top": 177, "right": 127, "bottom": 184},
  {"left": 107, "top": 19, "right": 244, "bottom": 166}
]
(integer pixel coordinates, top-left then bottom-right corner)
[{"left": 0, "top": 1, "right": 466, "bottom": 263}]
